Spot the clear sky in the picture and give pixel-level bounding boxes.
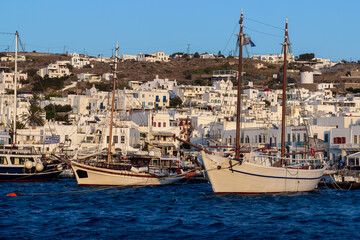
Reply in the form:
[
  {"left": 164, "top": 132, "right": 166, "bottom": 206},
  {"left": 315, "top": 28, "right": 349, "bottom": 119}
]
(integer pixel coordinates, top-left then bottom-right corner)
[{"left": 1, "top": 0, "right": 359, "bottom": 62}]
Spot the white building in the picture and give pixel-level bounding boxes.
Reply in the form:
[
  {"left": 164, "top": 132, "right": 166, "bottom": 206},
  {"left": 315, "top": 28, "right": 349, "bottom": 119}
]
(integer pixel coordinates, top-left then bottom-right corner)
[
  {"left": 38, "top": 61, "right": 71, "bottom": 78},
  {"left": 70, "top": 53, "right": 90, "bottom": 68},
  {"left": 137, "top": 52, "right": 169, "bottom": 62},
  {"left": 120, "top": 54, "right": 137, "bottom": 61},
  {"left": 251, "top": 53, "right": 295, "bottom": 64},
  {"left": 0, "top": 54, "right": 26, "bottom": 62},
  {"left": 0, "top": 71, "right": 27, "bottom": 91},
  {"left": 77, "top": 73, "right": 101, "bottom": 82},
  {"left": 136, "top": 75, "right": 177, "bottom": 92}
]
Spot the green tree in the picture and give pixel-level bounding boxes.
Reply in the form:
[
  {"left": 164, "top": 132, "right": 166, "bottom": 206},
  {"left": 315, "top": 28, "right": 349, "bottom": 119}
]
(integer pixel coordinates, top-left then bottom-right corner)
[
  {"left": 169, "top": 96, "right": 183, "bottom": 107},
  {"left": 22, "top": 94, "right": 45, "bottom": 126},
  {"left": 22, "top": 104, "right": 45, "bottom": 126}
]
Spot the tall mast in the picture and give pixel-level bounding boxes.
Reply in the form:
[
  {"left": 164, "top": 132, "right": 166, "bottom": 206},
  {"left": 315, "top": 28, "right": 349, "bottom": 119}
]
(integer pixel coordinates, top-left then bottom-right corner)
[
  {"left": 107, "top": 42, "right": 119, "bottom": 166},
  {"left": 281, "top": 19, "right": 289, "bottom": 159},
  {"left": 236, "top": 10, "right": 244, "bottom": 159},
  {"left": 12, "top": 31, "right": 18, "bottom": 145}
]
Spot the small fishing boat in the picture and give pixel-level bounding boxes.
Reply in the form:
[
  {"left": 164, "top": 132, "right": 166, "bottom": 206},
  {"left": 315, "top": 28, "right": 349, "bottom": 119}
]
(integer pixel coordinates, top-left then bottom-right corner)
[
  {"left": 0, "top": 146, "right": 64, "bottom": 181},
  {"left": 319, "top": 170, "right": 360, "bottom": 190},
  {"left": 0, "top": 32, "right": 65, "bottom": 182}
]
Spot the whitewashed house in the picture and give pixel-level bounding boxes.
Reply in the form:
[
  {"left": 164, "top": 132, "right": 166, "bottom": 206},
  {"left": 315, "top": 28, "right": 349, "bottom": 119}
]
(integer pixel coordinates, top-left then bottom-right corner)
[
  {"left": 0, "top": 71, "right": 27, "bottom": 91},
  {"left": 38, "top": 61, "right": 71, "bottom": 78},
  {"left": 137, "top": 52, "right": 169, "bottom": 62},
  {"left": 70, "top": 53, "right": 90, "bottom": 68}
]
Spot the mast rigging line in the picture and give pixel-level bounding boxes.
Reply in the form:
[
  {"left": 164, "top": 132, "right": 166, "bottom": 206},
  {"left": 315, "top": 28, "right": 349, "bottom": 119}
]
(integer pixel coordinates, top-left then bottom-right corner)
[
  {"left": 244, "top": 17, "right": 285, "bottom": 31},
  {"left": 244, "top": 26, "right": 283, "bottom": 38},
  {"left": 222, "top": 22, "right": 239, "bottom": 55},
  {"left": 0, "top": 32, "right": 15, "bottom": 35}
]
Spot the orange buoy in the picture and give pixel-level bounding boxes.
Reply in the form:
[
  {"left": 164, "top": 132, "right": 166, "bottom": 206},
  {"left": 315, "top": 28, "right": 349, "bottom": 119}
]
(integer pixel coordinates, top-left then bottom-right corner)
[{"left": 6, "top": 192, "right": 18, "bottom": 197}]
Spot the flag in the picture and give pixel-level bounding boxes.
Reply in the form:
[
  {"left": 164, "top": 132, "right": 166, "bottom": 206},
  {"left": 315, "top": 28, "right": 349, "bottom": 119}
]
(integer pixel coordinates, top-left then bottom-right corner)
[
  {"left": 243, "top": 37, "right": 251, "bottom": 45},
  {"left": 250, "top": 40, "right": 256, "bottom": 47}
]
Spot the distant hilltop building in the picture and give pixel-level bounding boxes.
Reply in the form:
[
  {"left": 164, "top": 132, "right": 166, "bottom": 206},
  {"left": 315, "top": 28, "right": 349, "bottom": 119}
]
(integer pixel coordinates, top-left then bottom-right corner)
[
  {"left": 251, "top": 53, "right": 295, "bottom": 64},
  {"left": 0, "top": 54, "right": 26, "bottom": 62},
  {"left": 137, "top": 51, "right": 169, "bottom": 62},
  {"left": 300, "top": 66, "right": 314, "bottom": 84},
  {"left": 70, "top": 52, "right": 90, "bottom": 68},
  {"left": 120, "top": 54, "right": 137, "bottom": 61},
  {"left": 37, "top": 61, "right": 71, "bottom": 78}
]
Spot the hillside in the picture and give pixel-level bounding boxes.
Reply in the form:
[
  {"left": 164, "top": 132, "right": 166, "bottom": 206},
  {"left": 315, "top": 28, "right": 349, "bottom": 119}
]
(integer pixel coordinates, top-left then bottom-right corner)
[{"left": 1, "top": 52, "right": 358, "bottom": 95}]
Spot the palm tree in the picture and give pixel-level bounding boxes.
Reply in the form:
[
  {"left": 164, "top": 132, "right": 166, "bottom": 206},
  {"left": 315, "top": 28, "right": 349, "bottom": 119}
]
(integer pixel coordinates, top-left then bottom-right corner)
[
  {"left": 22, "top": 94, "right": 45, "bottom": 126},
  {"left": 22, "top": 104, "right": 45, "bottom": 126}
]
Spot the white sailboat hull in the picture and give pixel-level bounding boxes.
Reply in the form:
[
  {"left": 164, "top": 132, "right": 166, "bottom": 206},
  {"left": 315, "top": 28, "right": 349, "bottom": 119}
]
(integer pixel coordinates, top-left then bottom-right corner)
[
  {"left": 201, "top": 151, "right": 325, "bottom": 194},
  {"left": 71, "top": 161, "right": 183, "bottom": 186}
]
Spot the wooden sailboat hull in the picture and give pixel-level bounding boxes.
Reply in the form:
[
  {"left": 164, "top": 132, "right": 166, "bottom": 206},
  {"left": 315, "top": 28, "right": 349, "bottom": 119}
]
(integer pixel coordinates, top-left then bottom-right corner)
[
  {"left": 71, "top": 161, "right": 184, "bottom": 186},
  {"left": 201, "top": 151, "right": 325, "bottom": 194}
]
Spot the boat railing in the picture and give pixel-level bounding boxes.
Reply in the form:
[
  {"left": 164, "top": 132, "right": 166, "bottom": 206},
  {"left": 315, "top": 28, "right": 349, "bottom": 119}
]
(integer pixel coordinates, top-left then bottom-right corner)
[
  {"left": 86, "top": 161, "right": 132, "bottom": 171},
  {"left": 248, "top": 154, "right": 326, "bottom": 168}
]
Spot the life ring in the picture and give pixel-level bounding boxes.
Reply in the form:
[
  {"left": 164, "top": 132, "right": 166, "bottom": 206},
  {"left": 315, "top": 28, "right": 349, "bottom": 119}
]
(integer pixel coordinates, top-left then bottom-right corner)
[
  {"left": 176, "top": 168, "right": 182, "bottom": 174},
  {"left": 310, "top": 148, "right": 315, "bottom": 157}
]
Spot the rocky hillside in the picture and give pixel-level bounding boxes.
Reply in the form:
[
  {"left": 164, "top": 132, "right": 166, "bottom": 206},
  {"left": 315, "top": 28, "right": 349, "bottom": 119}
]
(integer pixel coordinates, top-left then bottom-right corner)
[{"left": 1, "top": 52, "right": 357, "bottom": 95}]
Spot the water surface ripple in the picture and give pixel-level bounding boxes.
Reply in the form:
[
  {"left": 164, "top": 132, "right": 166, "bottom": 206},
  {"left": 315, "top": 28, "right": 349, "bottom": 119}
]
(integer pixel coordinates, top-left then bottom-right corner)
[{"left": 1, "top": 179, "right": 359, "bottom": 239}]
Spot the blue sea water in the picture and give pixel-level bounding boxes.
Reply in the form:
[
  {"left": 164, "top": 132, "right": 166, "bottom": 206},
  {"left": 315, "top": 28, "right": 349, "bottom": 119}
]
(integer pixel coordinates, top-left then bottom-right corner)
[{"left": 1, "top": 179, "right": 360, "bottom": 240}]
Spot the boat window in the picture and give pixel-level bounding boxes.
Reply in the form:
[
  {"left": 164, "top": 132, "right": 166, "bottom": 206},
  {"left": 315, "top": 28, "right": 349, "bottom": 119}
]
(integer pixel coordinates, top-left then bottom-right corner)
[
  {"left": 0, "top": 157, "right": 7, "bottom": 165},
  {"left": 10, "top": 157, "right": 26, "bottom": 165},
  {"left": 152, "top": 160, "right": 158, "bottom": 165},
  {"left": 76, "top": 170, "right": 88, "bottom": 178}
]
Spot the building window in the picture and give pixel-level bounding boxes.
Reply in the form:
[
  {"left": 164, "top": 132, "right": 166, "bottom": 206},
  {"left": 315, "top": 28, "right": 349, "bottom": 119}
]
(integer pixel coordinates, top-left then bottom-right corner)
[
  {"left": 163, "top": 122, "right": 166, "bottom": 127},
  {"left": 158, "top": 122, "right": 161, "bottom": 127},
  {"left": 114, "top": 136, "right": 118, "bottom": 143},
  {"left": 121, "top": 136, "right": 125, "bottom": 143},
  {"left": 324, "top": 133, "right": 329, "bottom": 142}
]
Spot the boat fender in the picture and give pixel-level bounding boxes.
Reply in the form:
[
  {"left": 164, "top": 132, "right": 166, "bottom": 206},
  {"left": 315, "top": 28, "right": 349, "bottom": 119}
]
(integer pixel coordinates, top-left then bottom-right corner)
[
  {"left": 217, "top": 166, "right": 221, "bottom": 170},
  {"left": 130, "top": 167, "right": 140, "bottom": 173},
  {"left": 310, "top": 148, "right": 316, "bottom": 157},
  {"left": 24, "top": 160, "right": 33, "bottom": 169},
  {"left": 176, "top": 168, "right": 182, "bottom": 174},
  {"left": 139, "top": 167, "right": 149, "bottom": 173},
  {"left": 57, "top": 164, "right": 63, "bottom": 171},
  {"left": 35, "top": 163, "right": 44, "bottom": 172}
]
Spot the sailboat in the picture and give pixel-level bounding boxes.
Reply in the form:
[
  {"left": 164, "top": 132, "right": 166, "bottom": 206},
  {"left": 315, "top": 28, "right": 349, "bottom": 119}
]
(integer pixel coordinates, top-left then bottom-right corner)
[
  {"left": 71, "top": 43, "right": 186, "bottom": 186},
  {"left": 0, "top": 31, "right": 65, "bottom": 181},
  {"left": 199, "top": 11, "right": 326, "bottom": 193}
]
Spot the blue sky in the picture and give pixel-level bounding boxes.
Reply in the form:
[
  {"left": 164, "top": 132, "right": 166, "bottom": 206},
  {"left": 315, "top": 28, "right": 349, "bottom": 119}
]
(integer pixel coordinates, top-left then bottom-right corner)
[{"left": 1, "top": 0, "right": 359, "bottom": 61}]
